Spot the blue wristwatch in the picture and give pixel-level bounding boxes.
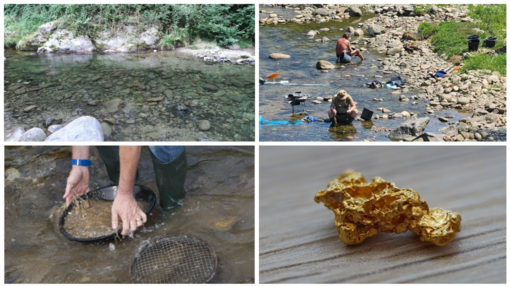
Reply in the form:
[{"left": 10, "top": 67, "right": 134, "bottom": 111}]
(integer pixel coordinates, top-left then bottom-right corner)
[{"left": 71, "top": 159, "right": 92, "bottom": 166}]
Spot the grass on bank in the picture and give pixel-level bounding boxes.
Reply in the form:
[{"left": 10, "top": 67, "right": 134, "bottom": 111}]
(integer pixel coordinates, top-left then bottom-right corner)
[
  {"left": 4, "top": 4, "right": 255, "bottom": 49},
  {"left": 417, "top": 4, "right": 506, "bottom": 75}
]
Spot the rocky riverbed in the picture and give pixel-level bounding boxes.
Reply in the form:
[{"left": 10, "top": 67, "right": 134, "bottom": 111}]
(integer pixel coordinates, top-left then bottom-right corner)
[
  {"left": 260, "top": 4, "right": 506, "bottom": 141},
  {"left": 4, "top": 50, "right": 255, "bottom": 141}
]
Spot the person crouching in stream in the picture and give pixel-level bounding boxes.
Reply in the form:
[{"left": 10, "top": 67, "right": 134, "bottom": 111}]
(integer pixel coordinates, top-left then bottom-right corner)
[
  {"left": 327, "top": 90, "right": 358, "bottom": 125},
  {"left": 336, "top": 32, "right": 365, "bottom": 63}
]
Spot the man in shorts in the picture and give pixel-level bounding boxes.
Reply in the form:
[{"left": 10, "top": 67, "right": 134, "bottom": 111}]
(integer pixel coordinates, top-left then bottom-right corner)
[
  {"left": 336, "top": 32, "right": 365, "bottom": 63},
  {"left": 328, "top": 90, "right": 359, "bottom": 125}
]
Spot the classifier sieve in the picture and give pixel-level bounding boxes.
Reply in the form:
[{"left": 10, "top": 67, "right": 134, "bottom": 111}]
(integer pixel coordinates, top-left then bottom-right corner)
[
  {"left": 130, "top": 233, "right": 218, "bottom": 283},
  {"left": 59, "top": 184, "right": 157, "bottom": 243}
]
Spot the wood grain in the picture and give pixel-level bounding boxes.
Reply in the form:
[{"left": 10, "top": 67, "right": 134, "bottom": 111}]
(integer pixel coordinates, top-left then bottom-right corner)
[{"left": 259, "top": 146, "right": 506, "bottom": 283}]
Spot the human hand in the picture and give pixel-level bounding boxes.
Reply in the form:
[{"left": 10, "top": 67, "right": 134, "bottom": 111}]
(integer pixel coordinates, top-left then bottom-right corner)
[
  {"left": 63, "top": 166, "right": 90, "bottom": 206},
  {"left": 111, "top": 192, "right": 147, "bottom": 236}
]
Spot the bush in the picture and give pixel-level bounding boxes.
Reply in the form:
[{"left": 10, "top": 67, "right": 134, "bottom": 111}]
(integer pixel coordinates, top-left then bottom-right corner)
[
  {"left": 4, "top": 4, "right": 255, "bottom": 48},
  {"left": 414, "top": 8, "right": 425, "bottom": 16}
]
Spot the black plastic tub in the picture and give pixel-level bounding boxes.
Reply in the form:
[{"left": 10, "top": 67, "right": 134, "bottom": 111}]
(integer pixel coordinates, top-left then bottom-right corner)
[
  {"left": 484, "top": 37, "right": 498, "bottom": 48},
  {"left": 468, "top": 34, "right": 480, "bottom": 41},
  {"left": 468, "top": 39, "right": 480, "bottom": 51},
  {"left": 361, "top": 108, "right": 374, "bottom": 121},
  {"left": 59, "top": 184, "right": 157, "bottom": 243}
]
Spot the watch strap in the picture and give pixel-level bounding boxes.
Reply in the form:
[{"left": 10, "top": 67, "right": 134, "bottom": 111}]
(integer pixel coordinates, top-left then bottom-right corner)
[{"left": 71, "top": 159, "right": 92, "bottom": 166}]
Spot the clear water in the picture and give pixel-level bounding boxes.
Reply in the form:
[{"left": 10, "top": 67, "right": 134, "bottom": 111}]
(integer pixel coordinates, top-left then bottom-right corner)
[
  {"left": 259, "top": 6, "right": 470, "bottom": 141},
  {"left": 4, "top": 51, "right": 255, "bottom": 141},
  {"left": 4, "top": 146, "right": 254, "bottom": 283}
]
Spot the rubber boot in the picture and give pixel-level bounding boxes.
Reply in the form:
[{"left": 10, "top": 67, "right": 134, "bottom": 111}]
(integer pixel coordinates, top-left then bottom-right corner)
[
  {"left": 150, "top": 148, "right": 187, "bottom": 210},
  {"left": 96, "top": 146, "right": 139, "bottom": 185}
]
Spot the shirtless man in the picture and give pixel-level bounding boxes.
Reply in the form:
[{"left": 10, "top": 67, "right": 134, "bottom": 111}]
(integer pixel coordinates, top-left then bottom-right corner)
[
  {"left": 336, "top": 32, "right": 365, "bottom": 63},
  {"left": 328, "top": 90, "right": 359, "bottom": 125}
]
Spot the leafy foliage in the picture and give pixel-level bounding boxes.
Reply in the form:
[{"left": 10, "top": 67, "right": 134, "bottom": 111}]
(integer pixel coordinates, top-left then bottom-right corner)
[{"left": 4, "top": 4, "right": 255, "bottom": 48}]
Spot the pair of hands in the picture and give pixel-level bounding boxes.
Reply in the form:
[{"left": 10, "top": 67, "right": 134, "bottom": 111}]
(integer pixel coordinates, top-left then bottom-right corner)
[{"left": 63, "top": 166, "right": 147, "bottom": 236}]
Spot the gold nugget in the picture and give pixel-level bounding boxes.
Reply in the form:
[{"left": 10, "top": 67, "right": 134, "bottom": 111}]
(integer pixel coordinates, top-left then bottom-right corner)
[{"left": 314, "top": 170, "right": 461, "bottom": 246}]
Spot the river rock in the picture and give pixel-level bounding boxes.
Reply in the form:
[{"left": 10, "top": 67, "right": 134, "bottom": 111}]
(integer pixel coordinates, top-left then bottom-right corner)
[
  {"left": 38, "top": 29, "right": 95, "bottom": 53},
  {"left": 44, "top": 118, "right": 62, "bottom": 128},
  {"left": 48, "top": 125, "right": 63, "bottom": 133},
  {"left": 402, "top": 31, "right": 418, "bottom": 40},
  {"left": 164, "top": 89, "right": 173, "bottom": 98},
  {"left": 457, "top": 97, "right": 469, "bottom": 105},
  {"left": 313, "top": 8, "right": 329, "bottom": 16},
  {"left": 95, "top": 26, "right": 160, "bottom": 52},
  {"left": 438, "top": 116, "right": 449, "bottom": 123},
  {"left": 23, "top": 105, "right": 37, "bottom": 113},
  {"left": 38, "top": 19, "right": 61, "bottom": 36},
  {"left": 316, "top": 60, "right": 335, "bottom": 70},
  {"left": 145, "top": 97, "right": 163, "bottom": 102},
  {"left": 198, "top": 120, "right": 211, "bottom": 131},
  {"left": 204, "top": 84, "right": 219, "bottom": 92},
  {"left": 487, "top": 74, "right": 499, "bottom": 84},
  {"left": 387, "top": 46, "right": 402, "bottom": 55},
  {"left": 19, "top": 128, "right": 47, "bottom": 141},
  {"left": 16, "top": 32, "right": 47, "bottom": 51},
  {"left": 348, "top": 6, "right": 362, "bottom": 17},
  {"left": 5, "top": 168, "right": 21, "bottom": 181},
  {"left": 104, "top": 118, "right": 115, "bottom": 125},
  {"left": 5, "top": 127, "right": 25, "bottom": 142},
  {"left": 354, "top": 29, "right": 364, "bottom": 36},
  {"left": 100, "top": 122, "right": 112, "bottom": 138},
  {"left": 106, "top": 98, "right": 123, "bottom": 113},
  {"left": 367, "top": 24, "right": 385, "bottom": 36},
  {"left": 269, "top": 53, "right": 291, "bottom": 59},
  {"left": 307, "top": 30, "right": 319, "bottom": 37},
  {"left": 388, "top": 117, "right": 430, "bottom": 140},
  {"left": 15, "top": 87, "right": 26, "bottom": 95},
  {"left": 45, "top": 116, "right": 104, "bottom": 142}
]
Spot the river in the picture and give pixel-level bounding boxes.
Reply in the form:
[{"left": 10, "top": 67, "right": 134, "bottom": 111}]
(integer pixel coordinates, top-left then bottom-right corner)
[
  {"left": 4, "top": 51, "right": 255, "bottom": 141},
  {"left": 259, "top": 6, "right": 470, "bottom": 141}
]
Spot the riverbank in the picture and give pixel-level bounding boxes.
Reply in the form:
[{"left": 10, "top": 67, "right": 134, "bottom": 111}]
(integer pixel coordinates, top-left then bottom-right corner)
[
  {"left": 5, "top": 4, "right": 255, "bottom": 59},
  {"left": 260, "top": 4, "right": 506, "bottom": 141}
]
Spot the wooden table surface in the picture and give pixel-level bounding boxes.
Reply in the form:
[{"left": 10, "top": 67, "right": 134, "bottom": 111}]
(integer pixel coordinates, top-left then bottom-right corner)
[{"left": 259, "top": 146, "right": 506, "bottom": 283}]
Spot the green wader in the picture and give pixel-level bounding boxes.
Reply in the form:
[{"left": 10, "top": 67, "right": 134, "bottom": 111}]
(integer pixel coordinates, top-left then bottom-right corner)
[
  {"left": 96, "top": 146, "right": 140, "bottom": 185},
  {"left": 97, "top": 146, "right": 187, "bottom": 210},
  {"left": 150, "top": 148, "right": 187, "bottom": 210}
]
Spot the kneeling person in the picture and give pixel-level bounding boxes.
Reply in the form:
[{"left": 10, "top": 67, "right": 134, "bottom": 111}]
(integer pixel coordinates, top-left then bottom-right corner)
[{"left": 328, "top": 90, "right": 359, "bottom": 125}]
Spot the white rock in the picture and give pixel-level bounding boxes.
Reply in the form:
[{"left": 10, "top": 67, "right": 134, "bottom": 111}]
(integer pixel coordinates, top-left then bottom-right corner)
[{"left": 45, "top": 116, "right": 104, "bottom": 142}]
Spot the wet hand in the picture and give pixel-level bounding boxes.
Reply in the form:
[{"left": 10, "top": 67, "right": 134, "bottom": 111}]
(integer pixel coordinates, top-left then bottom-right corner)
[
  {"left": 64, "top": 166, "right": 90, "bottom": 206},
  {"left": 111, "top": 193, "right": 147, "bottom": 236}
]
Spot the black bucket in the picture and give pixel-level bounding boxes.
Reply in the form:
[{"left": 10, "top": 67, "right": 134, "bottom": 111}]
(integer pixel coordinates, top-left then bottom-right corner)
[
  {"left": 334, "top": 113, "right": 355, "bottom": 125},
  {"left": 484, "top": 37, "right": 498, "bottom": 48},
  {"left": 360, "top": 108, "right": 374, "bottom": 121},
  {"left": 59, "top": 184, "right": 157, "bottom": 243},
  {"left": 468, "top": 35, "right": 479, "bottom": 41},
  {"left": 468, "top": 39, "right": 480, "bottom": 51}
]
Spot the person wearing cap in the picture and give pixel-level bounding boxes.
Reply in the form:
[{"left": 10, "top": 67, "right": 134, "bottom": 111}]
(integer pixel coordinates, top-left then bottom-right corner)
[
  {"left": 336, "top": 32, "right": 365, "bottom": 63},
  {"left": 328, "top": 90, "right": 358, "bottom": 125}
]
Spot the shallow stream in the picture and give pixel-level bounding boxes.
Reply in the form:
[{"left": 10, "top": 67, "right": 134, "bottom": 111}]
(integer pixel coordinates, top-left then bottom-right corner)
[
  {"left": 259, "top": 6, "right": 470, "bottom": 141},
  {"left": 4, "top": 51, "right": 255, "bottom": 141},
  {"left": 4, "top": 146, "right": 254, "bottom": 283}
]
